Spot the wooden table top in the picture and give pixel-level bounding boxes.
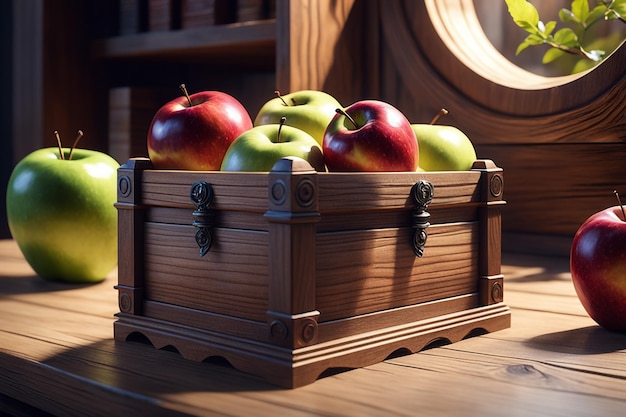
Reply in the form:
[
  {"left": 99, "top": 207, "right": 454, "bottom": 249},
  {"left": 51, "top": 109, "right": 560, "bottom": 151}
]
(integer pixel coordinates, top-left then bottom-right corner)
[{"left": 1, "top": 238, "right": 625, "bottom": 416}]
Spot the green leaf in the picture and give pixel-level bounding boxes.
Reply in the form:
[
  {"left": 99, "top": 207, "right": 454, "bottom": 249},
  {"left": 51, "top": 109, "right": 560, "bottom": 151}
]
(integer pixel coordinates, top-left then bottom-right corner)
[
  {"left": 515, "top": 41, "right": 531, "bottom": 55},
  {"left": 554, "top": 27, "right": 579, "bottom": 47},
  {"left": 585, "top": 5, "right": 607, "bottom": 25},
  {"left": 505, "top": 0, "right": 540, "bottom": 29},
  {"left": 542, "top": 48, "right": 566, "bottom": 64},
  {"left": 570, "top": 0, "right": 590, "bottom": 22},
  {"left": 610, "top": 0, "right": 626, "bottom": 19},
  {"left": 524, "top": 33, "right": 545, "bottom": 46},
  {"left": 559, "top": 8, "right": 579, "bottom": 23},
  {"left": 544, "top": 20, "right": 557, "bottom": 36},
  {"left": 571, "top": 57, "right": 598, "bottom": 73}
]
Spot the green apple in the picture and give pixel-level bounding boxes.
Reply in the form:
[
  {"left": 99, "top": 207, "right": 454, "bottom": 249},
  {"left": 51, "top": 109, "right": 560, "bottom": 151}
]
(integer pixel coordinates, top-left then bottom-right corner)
[
  {"left": 6, "top": 138, "right": 120, "bottom": 283},
  {"left": 412, "top": 109, "right": 477, "bottom": 171},
  {"left": 221, "top": 119, "right": 325, "bottom": 172},
  {"left": 254, "top": 90, "right": 342, "bottom": 145}
]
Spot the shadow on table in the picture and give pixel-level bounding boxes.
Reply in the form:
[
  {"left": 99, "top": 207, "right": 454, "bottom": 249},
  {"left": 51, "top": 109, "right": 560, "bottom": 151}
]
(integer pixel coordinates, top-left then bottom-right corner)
[
  {"left": 0, "top": 275, "right": 111, "bottom": 297},
  {"left": 526, "top": 325, "right": 626, "bottom": 355},
  {"left": 42, "top": 337, "right": 282, "bottom": 395}
]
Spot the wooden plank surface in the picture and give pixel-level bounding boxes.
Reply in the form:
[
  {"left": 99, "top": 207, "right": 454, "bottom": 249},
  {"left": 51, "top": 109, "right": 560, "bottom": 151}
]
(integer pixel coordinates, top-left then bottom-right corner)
[{"left": 1, "top": 239, "right": 626, "bottom": 416}]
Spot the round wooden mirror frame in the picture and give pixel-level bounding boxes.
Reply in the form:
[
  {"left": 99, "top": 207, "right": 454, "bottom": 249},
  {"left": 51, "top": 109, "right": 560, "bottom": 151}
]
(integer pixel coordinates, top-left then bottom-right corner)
[
  {"left": 378, "top": 0, "right": 624, "bottom": 249},
  {"left": 397, "top": 0, "right": 625, "bottom": 117}
]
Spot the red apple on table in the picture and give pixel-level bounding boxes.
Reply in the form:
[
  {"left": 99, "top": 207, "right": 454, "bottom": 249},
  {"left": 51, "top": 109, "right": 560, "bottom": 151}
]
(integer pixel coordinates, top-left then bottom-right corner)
[
  {"left": 322, "top": 100, "right": 418, "bottom": 172},
  {"left": 147, "top": 85, "right": 253, "bottom": 170},
  {"left": 570, "top": 193, "right": 626, "bottom": 332}
]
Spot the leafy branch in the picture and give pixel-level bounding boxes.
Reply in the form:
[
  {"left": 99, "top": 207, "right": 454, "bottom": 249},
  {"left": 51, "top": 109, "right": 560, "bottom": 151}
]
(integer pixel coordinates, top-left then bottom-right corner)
[{"left": 505, "top": 0, "right": 626, "bottom": 66}]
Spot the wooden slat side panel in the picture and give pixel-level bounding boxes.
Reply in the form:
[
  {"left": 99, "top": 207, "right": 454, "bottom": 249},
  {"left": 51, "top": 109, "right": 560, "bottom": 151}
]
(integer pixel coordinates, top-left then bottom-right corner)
[
  {"left": 317, "top": 171, "right": 482, "bottom": 210},
  {"left": 141, "top": 170, "right": 269, "bottom": 210},
  {"left": 144, "top": 204, "right": 479, "bottom": 233},
  {"left": 317, "top": 205, "right": 479, "bottom": 233},
  {"left": 141, "top": 301, "right": 268, "bottom": 341},
  {"left": 143, "top": 223, "right": 269, "bottom": 321},
  {"left": 139, "top": 165, "right": 486, "bottom": 211},
  {"left": 315, "top": 223, "right": 479, "bottom": 322},
  {"left": 317, "top": 294, "right": 480, "bottom": 343},
  {"left": 146, "top": 206, "right": 270, "bottom": 231}
]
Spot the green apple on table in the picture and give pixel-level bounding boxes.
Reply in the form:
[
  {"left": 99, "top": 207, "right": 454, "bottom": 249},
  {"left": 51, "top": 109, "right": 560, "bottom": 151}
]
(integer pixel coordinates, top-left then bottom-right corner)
[
  {"left": 221, "top": 117, "right": 326, "bottom": 172},
  {"left": 6, "top": 131, "right": 120, "bottom": 283},
  {"left": 254, "top": 90, "right": 342, "bottom": 145},
  {"left": 412, "top": 109, "right": 477, "bottom": 171}
]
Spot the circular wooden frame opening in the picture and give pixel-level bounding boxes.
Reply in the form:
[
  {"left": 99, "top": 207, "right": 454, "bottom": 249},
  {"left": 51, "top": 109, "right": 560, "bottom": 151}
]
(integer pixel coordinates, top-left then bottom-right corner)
[{"left": 411, "top": 0, "right": 625, "bottom": 116}]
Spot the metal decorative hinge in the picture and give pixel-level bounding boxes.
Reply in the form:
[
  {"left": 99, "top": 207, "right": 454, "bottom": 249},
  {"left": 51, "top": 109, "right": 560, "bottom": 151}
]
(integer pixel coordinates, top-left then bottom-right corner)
[
  {"left": 410, "top": 180, "right": 434, "bottom": 257},
  {"left": 190, "top": 181, "right": 215, "bottom": 257}
]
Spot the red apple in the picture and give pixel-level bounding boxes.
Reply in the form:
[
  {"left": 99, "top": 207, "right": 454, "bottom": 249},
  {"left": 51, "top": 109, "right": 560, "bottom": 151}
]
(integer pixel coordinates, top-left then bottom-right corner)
[
  {"left": 147, "top": 85, "right": 253, "bottom": 170},
  {"left": 570, "top": 201, "right": 626, "bottom": 332},
  {"left": 322, "top": 100, "right": 418, "bottom": 172}
]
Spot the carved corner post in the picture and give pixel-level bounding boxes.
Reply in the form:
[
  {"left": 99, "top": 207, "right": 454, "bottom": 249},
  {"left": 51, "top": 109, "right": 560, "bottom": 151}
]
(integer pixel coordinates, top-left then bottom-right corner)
[
  {"left": 472, "top": 160, "right": 506, "bottom": 306},
  {"left": 264, "top": 157, "right": 321, "bottom": 349},
  {"left": 114, "top": 157, "right": 152, "bottom": 317}
]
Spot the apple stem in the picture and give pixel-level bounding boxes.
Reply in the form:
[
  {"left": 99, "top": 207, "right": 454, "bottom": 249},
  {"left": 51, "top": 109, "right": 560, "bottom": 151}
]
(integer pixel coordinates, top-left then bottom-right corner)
[
  {"left": 277, "top": 116, "right": 286, "bottom": 143},
  {"left": 68, "top": 130, "right": 84, "bottom": 161},
  {"left": 180, "top": 84, "right": 193, "bottom": 107},
  {"left": 614, "top": 190, "right": 626, "bottom": 221},
  {"left": 430, "top": 108, "right": 449, "bottom": 125},
  {"left": 336, "top": 108, "right": 358, "bottom": 129},
  {"left": 274, "top": 90, "right": 288, "bottom": 106},
  {"left": 54, "top": 131, "right": 65, "bottom": 160}
]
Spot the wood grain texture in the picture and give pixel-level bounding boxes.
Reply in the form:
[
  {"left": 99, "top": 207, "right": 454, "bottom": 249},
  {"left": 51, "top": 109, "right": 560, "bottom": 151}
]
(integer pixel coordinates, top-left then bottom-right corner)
[
  {"left": 144, "top": 224, "right": 270, "bottom": 321},
  {"left": 276, "top": 0, "right": 378, "bottom": 104},
  {"left": 373, "top": 0, "right": 625, "bottom": 246},
  {"left": 481, "top": 143, "right": 626, "bottom": 236},
  {"left": 92, "top": 19, "right": 276, "bottom": 61},
  {"left": 110, "top": 157, "right": 507, "bottom": 386},
  {"left": 1, "top": 240, "right": 625, "bottom": 416},
  {"left": 315, "top": 223, "right": 479, "bottom": 321}
]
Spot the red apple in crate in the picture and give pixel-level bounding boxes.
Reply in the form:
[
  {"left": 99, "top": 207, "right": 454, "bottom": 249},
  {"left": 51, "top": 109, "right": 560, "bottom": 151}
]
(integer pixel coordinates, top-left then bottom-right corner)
[
  {"left": 147, "top": 85, "right": 253, "bottom": 170},
  {"left": 322, "top": 100, "right": 418, "bottom": 172},
  {"left": 570, "top": 193, "right": 626, "bottom": 332}
]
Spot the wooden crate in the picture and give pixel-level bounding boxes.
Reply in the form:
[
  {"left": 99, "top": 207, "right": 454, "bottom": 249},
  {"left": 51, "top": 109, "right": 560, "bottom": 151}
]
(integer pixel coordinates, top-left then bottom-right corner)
[{"left": 114, "top": 157, "right": 510, "bottom": 388}]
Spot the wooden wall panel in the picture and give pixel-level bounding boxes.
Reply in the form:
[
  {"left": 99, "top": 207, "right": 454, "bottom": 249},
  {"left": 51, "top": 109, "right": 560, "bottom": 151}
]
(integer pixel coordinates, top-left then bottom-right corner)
[
  {"left": 365, "top": 0, "right": 626, "bottom": 254},
  {"left": 477, "top": 143, "right": 626, "bottom": 236},
  {"left": 276, "top": 0, "right": 379, "bottom": 106}
]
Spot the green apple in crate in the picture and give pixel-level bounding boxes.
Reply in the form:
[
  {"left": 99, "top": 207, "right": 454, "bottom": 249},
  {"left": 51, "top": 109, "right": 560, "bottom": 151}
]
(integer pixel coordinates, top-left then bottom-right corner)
[
  {"left": 221, "top": 117, "right": 326, "bottom": 172},
  {"left": 6, "top": 131, "right": 119, "bottom": 283},
  {"left": 254, "top": 90, "right": 342, "bottom": 145},
  {"left": 412, "top": 109, "right": 477, "bottom": 172}
]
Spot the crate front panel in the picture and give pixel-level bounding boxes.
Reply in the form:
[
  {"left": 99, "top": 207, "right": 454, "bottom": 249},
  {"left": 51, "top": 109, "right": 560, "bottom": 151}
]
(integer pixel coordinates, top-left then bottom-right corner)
[
  {"left": 144, "top": 222, "right": 270, "bottom": 321},
  {"left": 315, "top": 222, "right": 479, "bottom": 322}
]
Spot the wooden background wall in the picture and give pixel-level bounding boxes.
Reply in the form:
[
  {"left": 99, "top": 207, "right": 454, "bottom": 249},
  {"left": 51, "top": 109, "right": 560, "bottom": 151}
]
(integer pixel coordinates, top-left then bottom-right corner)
[
  {"left": 5, "top": 0, "right": 625, "bottom": 255},
  {"left": 291, "top": 0, "right": 625, "bottom": 256}
]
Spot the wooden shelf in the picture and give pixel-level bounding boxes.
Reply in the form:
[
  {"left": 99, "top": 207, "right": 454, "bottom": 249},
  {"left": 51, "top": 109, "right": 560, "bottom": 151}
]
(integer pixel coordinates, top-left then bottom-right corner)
[{"left": 91, "top": 19, "right": 276, "bottom": 65}]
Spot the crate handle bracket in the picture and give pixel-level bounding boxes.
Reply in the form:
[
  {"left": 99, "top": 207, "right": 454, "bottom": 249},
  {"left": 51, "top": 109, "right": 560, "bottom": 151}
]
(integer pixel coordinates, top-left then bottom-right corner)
[
  {"left": 190, "top": 181, "right": 215, "bottom": 257},
  {"left": 410, "top": 180, "right": 433, "bottom": 257}
]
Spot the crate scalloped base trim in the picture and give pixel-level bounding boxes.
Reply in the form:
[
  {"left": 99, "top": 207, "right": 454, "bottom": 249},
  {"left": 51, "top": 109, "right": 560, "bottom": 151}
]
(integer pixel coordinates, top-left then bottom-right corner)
[{"left": 114, "top": 302, "right": 510, "bottom": 388}]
